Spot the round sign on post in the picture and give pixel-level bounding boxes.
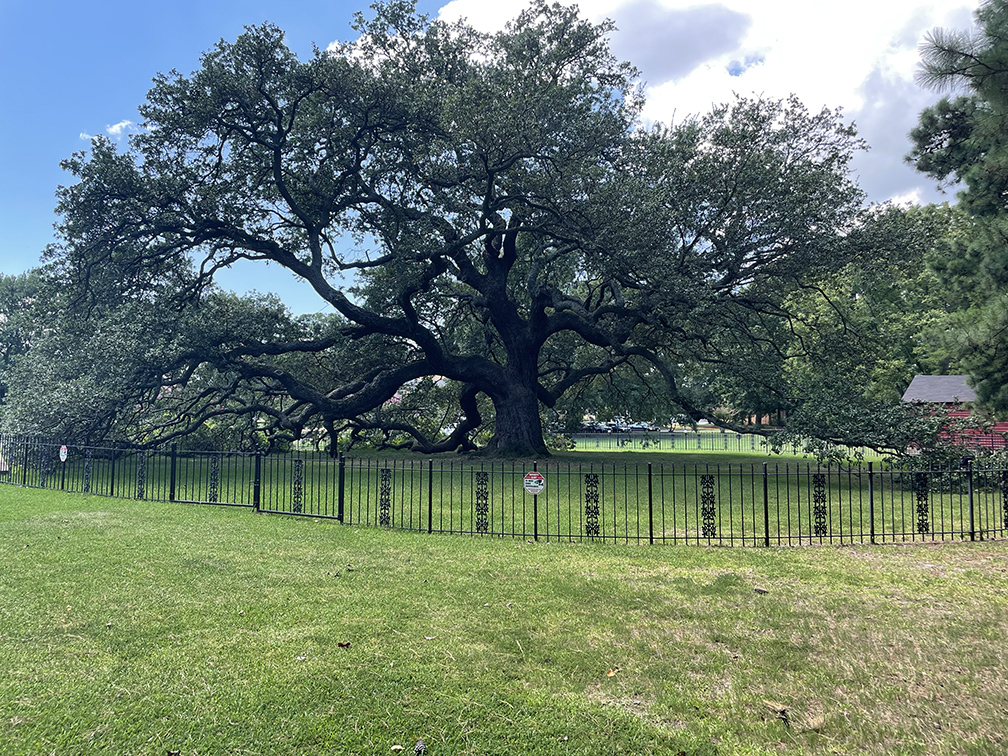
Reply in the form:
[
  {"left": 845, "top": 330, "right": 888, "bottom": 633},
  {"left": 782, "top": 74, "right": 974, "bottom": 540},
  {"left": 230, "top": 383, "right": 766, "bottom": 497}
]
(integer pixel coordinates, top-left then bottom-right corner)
[
  {"left": 523, "top": 471, "right": 545, "bottom": 496},
  {"left": 59, "top": 445, "right": 68, "bottom": 463}
]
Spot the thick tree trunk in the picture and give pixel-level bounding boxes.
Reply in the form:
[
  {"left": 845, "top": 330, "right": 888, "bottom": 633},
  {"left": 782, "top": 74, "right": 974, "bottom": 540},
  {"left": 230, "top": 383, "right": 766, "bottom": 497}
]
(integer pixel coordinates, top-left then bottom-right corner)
[
  {"left": 472, "top": 273, "right": 548, "bottom": 456},
  {"left": 484, "top": 379, "right": 549, "bottom": 457}
]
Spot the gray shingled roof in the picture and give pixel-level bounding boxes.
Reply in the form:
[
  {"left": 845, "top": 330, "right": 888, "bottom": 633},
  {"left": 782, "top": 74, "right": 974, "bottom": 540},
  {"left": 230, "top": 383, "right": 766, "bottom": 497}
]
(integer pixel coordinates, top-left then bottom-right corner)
[{"left": 901, "top": 375, "right": 976, "bottom": 404}]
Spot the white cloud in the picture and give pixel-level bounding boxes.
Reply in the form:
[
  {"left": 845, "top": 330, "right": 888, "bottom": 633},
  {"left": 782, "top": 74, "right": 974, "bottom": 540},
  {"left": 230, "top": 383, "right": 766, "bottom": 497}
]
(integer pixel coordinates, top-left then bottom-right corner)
[
  {"left": 889, "top": 189, "right": 926, "bottom": 207},
  {"left": 606, "top": 1, "right": 751, "bottom": 85},
  {"left": 105, "top": 120, "right": 135, "bottom": 139},
  {"left": 79, "top": 131, "right": 93, "bottom": 141},
  {"left": 434, "top": 0, "right": 980, "bottom": 204}
]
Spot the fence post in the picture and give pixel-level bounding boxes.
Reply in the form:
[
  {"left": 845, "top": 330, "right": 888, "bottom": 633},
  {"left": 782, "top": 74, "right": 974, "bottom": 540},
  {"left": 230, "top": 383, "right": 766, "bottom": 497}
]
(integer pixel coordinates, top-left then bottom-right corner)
[
  {"left": 427, "top": 459, "right": 434, "bottom": 534},
  {"left": 868, "top": 462, "right": 875, "bottom": 544},
  {"left": 252, "top": 453, "right": 262, "bottom": 512},
  {"left": 533, "top": 461, "right": 539, "bottom": 542},
  {"left": 168, "top": 443, "right": 178, "bottom": 502},
  {"left": 763, "top": 462, "right": 770, "bottom": 547},
  {"left": 60, "top": 444, "right": 67, "bottom": 491},
  {"left": 337, "top": 453, "right": 345, "bottom": 523},
  {"left": 647, "top": 463, "right": 654, "bottom": 545},
  {"left": 967, "top": 458, "right": 975, "bottom": 541}
]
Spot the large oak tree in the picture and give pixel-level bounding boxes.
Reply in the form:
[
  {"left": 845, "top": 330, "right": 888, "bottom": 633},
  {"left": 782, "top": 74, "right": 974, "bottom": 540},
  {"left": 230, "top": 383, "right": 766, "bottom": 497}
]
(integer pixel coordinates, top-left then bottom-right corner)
[{"left": 40, "top": 1, "right": 881, "bottom": 455}]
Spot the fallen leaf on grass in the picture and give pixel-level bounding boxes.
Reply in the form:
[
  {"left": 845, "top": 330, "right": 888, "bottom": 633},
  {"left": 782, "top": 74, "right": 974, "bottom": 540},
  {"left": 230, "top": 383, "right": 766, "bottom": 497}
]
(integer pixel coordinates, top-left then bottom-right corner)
[
  {"left": 606, "top": 666, "right": 620, "bottom": 677},
  {"left": 762, "top": 700, "right": 790, "bottom": 728},
  {"left": 804, "top": 714, "right": 825, "bottom": 732},
  {"left": 338, "top": 641, "right": 351, "bottom": 649},
  {"left": 754, "top": 586, "right": 769, "bottom": 595}
]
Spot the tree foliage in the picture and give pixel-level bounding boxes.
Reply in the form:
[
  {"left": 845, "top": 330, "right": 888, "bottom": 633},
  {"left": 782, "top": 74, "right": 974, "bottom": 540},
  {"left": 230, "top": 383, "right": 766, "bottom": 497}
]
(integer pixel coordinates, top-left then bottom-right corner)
[
  {"left": 0, "top": 271, "right": 43, "bottom": 408},
  {"left": 15, "top": 0, "right": 934, "bottom": 455}
]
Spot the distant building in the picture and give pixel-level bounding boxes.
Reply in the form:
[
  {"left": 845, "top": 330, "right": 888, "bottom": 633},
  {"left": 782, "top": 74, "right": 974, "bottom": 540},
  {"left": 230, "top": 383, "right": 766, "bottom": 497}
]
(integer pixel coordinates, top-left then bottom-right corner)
[
  {"left": 902, "top": 375, "right": 1008, "bottom": 450},
  {"left": 902, "top": 375, "right": 977, "bottom": 404}
]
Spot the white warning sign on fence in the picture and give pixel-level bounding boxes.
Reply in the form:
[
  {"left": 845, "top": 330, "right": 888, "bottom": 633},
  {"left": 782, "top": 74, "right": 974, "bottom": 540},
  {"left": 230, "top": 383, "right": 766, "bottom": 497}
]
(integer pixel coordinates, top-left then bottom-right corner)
[{"left": 523, "top": 471, "right": 545, "bottom": 495}]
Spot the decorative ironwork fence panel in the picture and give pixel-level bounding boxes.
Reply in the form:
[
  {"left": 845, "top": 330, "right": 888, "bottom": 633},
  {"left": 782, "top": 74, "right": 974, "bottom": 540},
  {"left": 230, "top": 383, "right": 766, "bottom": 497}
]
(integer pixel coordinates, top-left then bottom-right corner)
[
  {"left": 474, "top": 471, "right": 489, "bottom": 533},
  {"left": 700, "top": 474, "right": 717, "bottom": 539},
  {"left": 914, "top": 472, "right": 930, "bottom": 535},
  {"left": 208, "top": 456, "right": 221, "bottom": 504},
  {"left": 135, "top": 450, "right": 147, "bottom": 500},
  {"left": 812, "top": 473, "right": 828, "bottom": 538},
  {"left": 291, "top": 459, "right": 304, "bottom": 514},
  {"left": 584, "top": 472, "right": 600, "bottom": 538},
  {"left": 379, "top": 467, "right": 392, "bottom": 526}
]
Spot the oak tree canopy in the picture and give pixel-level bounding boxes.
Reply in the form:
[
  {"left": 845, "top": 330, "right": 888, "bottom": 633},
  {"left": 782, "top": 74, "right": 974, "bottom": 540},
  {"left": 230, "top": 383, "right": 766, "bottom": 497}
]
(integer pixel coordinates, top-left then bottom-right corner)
[{"left": 36, "top": 1, "right": 888, "bottom": 455}]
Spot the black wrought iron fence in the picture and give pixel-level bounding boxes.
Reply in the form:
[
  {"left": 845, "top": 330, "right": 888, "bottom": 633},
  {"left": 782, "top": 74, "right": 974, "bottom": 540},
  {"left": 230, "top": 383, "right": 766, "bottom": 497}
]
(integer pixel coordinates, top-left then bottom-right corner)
[{"left": 2, "top": 434, "right": 1006, "bottom": 546}]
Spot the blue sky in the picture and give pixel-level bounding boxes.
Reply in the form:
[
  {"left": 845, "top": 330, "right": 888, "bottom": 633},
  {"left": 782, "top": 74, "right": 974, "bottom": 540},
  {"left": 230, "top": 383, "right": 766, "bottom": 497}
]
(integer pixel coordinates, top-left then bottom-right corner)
[{"left": 0, "top": 0, "right": 978, "bottom": 314}]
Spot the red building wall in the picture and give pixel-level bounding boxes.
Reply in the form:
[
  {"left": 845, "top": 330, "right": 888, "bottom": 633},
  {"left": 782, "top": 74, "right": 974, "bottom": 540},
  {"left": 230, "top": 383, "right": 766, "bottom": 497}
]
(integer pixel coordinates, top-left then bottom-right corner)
[{"left": 941, "top": 408, "right": 1008, "bottom": 450}]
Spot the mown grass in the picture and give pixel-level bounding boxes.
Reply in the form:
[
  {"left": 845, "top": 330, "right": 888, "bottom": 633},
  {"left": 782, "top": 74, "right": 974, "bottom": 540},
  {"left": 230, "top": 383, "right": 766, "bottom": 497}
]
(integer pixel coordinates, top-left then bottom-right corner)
[{"left": 2, "top": 486, "right": 1007, "bottom": 755}]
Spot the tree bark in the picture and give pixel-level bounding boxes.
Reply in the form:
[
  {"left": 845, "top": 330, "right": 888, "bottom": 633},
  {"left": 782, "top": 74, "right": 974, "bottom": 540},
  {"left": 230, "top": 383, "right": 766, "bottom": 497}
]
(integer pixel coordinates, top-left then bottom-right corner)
[{"left": 484, "top": 378, "right": 549, "bottom": 457}]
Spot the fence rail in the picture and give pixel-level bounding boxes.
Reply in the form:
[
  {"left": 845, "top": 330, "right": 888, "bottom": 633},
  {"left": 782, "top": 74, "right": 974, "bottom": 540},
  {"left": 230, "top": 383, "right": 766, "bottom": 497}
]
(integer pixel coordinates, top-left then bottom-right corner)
[{"left": 2, "top": 435, "right": 1006, "bottom": 546}]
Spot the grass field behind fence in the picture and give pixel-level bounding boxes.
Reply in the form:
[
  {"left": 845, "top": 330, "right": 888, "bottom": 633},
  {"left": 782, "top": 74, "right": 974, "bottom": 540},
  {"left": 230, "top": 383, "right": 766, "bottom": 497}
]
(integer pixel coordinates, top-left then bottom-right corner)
[
  {"left": 3, "top": 438, "right": 1006, "bottom": 546},
  {"left": 569, "top": 429, "right": 882, "bottom": 459},
  {"left": 1, "top": 486, "right": 1007, "bottom": 755}
]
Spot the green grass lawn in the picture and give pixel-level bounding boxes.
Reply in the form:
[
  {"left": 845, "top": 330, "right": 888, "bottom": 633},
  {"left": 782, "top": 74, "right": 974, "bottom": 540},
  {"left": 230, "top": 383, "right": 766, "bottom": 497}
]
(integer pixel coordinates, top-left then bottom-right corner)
[{"left": 2, "top": 486, "right": 1007, "bottom": 755}]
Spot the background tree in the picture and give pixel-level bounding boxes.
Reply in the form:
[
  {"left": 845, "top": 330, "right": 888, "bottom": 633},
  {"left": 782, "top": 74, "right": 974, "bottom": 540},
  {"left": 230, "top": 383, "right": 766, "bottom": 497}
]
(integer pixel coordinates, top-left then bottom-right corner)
[
  {"left": 26, "top": 1, "right": 918, "bottom": 455},
  {"left": 908, "top": 0, "right": 1008, "bottom": 415},
  {"left": 696, "top": 203, "right": 962, "bottom": 458},
  {"left": 0, "top": 270, "right": 43, "bottom": 409},
  {"left": 1, "top": 275, "right": 300, "bottom": 447}
]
